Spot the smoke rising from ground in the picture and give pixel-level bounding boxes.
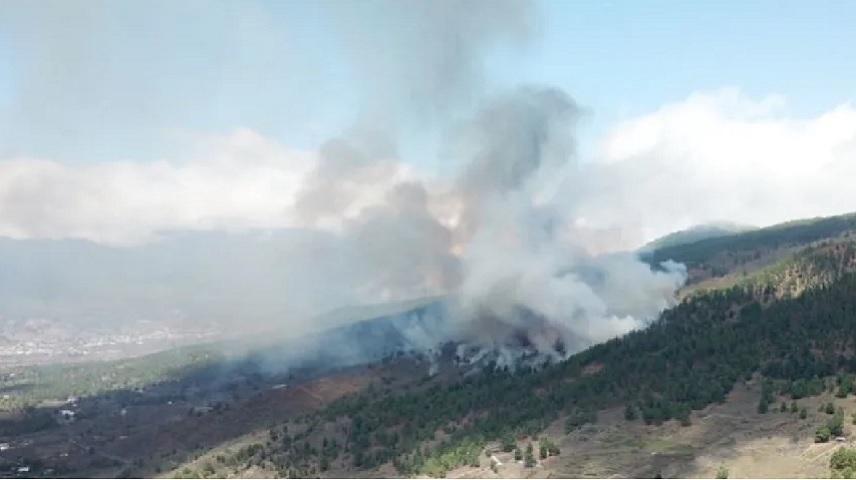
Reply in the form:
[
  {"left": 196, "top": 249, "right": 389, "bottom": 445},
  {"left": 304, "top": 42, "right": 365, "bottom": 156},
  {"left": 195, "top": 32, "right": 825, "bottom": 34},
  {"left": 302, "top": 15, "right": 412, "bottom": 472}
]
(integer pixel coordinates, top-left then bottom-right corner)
[
  {"left": 0, "top": 0, "right": 689, "bottom": 367},
  {"left": 420, "top": 87, "right": 686, "bottom": 361},
  {"left": 284, "top": 86, "right": 687, "bottom": 360},
  {"left": 292, "top": 0, "right": 688, "bottom": 362}
]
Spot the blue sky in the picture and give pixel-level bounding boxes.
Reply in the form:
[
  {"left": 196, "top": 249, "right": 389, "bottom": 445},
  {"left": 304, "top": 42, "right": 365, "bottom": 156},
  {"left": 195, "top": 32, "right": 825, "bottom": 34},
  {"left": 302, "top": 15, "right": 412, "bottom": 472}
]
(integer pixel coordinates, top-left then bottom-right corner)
[
  {"left": 1, "top": 0, "right": 854, "bottom": 167},
  {"left": 509, "top": 0, "right": 856, "bottom": 149}
]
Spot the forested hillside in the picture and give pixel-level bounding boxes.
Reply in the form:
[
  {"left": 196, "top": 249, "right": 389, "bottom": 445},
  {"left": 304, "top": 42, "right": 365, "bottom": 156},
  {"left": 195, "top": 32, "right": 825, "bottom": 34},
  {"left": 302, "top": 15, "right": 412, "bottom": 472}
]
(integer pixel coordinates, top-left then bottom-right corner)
[
  {"left": 190, "top": 235, "right": 856, "bottom": 478},
  {"left": 685, "top": 237, "right": 856, "bottom": 300},
  {"left": 645, "top": 212, "right": 856, "bottom": 273}
]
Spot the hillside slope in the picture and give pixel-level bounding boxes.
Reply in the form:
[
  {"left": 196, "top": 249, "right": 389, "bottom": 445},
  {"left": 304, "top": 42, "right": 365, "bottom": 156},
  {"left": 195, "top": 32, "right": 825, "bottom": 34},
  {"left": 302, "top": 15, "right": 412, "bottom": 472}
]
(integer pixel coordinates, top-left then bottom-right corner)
[
  {"left": 643, "top": 212, "right": 856, "bottom": 285},
  {"left": 159, "top": 214, "right": 856, "bottom": 479},
  {"left": 7, "top": 212, "right": 856, "bottom": 479},
  {"left": 640, "top": 222, "right": 754, "bottom": 252}
]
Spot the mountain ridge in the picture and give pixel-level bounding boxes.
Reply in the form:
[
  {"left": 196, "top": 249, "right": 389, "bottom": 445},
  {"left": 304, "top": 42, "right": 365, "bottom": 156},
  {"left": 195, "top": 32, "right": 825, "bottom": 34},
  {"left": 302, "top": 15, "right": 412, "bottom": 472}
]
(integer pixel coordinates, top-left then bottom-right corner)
[{"left": 639, "top": 222, "right": 756, "bottom": 252}]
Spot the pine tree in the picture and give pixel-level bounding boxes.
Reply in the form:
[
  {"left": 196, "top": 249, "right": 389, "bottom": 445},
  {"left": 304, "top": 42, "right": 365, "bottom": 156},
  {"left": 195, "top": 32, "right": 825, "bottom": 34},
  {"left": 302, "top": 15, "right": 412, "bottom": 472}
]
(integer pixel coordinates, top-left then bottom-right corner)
[
  {"left": 500, "top": 431, "right": 516, "bottom": 453},
  {"left": 524, "top": 443, "right": 536, "bottom": 468},
  {"left": 624, "top": 403, "right": 637, "bottom": 421},
  {"left": 837, "top": 375, "right": 853, "bottom": 398}
]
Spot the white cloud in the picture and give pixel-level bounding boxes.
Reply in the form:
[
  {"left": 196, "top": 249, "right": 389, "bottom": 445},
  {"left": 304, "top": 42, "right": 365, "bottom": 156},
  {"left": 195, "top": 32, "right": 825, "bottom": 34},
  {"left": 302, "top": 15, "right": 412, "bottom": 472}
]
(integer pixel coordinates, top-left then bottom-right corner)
[
  {"left": 581, "top": 87, "right": 856, "bottom": 244},
  {"left": 2, "top": 88, "right": 856, "bottom": 250},
  {"left": 0, "top": 129, "right": 315, "bottom": 245},
  {"left": 0, "top": 128, "right": 440, "bottom": 246}
]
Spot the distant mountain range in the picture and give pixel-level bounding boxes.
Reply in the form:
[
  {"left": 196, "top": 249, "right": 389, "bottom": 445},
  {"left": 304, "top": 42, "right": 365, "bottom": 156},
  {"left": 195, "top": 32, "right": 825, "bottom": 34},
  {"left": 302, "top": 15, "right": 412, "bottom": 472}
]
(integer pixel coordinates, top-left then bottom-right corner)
[{"left": 0, "top": 229, "right": 354, "bottom": 329}]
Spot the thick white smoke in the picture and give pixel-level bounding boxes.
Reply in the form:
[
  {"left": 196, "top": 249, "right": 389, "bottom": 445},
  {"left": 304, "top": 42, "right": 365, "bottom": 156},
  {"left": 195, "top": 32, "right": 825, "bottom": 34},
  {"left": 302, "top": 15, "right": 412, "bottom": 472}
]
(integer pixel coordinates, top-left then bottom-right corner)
[
  {"left": 289, "top": 83, "right": 687, "bottom": 361},
  {"left": 280, "top": 0, "right": 689, "bottom": 362},
  {"left": 0, "top": 0, "right": 687, "bottom": 366}
]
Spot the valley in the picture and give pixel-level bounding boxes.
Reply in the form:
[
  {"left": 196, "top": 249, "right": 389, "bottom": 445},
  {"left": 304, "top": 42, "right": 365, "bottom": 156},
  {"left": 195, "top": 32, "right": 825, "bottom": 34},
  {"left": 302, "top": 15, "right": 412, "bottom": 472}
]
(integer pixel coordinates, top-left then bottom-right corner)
[{"left": 0, "top": 317, "right": 224, "bottom": 367}]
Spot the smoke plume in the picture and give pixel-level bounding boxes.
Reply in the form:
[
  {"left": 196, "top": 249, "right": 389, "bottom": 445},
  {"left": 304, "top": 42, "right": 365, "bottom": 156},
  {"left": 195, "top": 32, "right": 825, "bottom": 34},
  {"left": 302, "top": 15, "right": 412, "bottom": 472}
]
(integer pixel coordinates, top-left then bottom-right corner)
[
  {"left": 280, "top": 6, "right": 688, "bottom": 362},
  {"left": 0, "top": 0, "right": 687, "bottom": 368}
]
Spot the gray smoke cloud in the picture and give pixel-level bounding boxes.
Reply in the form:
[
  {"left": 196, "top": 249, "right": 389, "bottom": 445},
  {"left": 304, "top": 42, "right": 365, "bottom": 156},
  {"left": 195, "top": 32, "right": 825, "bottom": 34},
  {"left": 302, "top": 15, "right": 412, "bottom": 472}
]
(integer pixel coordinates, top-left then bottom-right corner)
[
  {"left": 440, "top": 87, "right": 686, "bottom": 362},
  {"left": 282, "top": 0, "right": 687, "bottom": 362},
  {"left": 0, "top": 0, "right": 687, "bottom": 369},
  {"left": 290, "top": 0, "right": 544, "bottom": 303},
  {"left": 290, "top": 83, "right": 687, "bottom": 362},
  {"left": 319, "top": 0, "right": 536, "bottom": 124}
]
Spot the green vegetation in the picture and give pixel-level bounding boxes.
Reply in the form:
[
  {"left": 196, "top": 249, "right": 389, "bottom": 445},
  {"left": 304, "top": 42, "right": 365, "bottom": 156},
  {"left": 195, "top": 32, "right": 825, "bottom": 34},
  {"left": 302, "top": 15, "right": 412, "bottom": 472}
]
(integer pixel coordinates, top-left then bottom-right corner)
[
  {"left": 624, "top": 403, "right": 637, "bottom": 421},
  {"left": 648, "top": 212, "right": 856, "bottom": 267},
  {"left": 565, "top": 410, "right": 597, "bottom": 433},
  {"left": 0, "top": 344, "right": 222, "bottom": 410},
  {"left": 677, "top": 237, "right": 856, "bottom": 304},
  {"left": 541, "top": 437, "right": 560, "bottom": 456},
  {"left": 715, "top": 465, "right": 729, "bottom": 479},
  {"left": 831, "top": 447, "right": 856, "bottom": 478},
  {"left": 524, "top": 442, "right": 536, "bottom": 467},
  {"left": 213, "top": 252, "right": 856, "bottom": 477},
  {"left": 739, "top": 241, "right": 856, "bottom": 294},
  {"left": 817, "top": 407, "right": 846, "bottom": 443},
  {"left": 758, "top": 379, "right": 775, "bottom": 413},
  {"left": 839, "top": 375, "right": 854, "bottom": 398}
]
